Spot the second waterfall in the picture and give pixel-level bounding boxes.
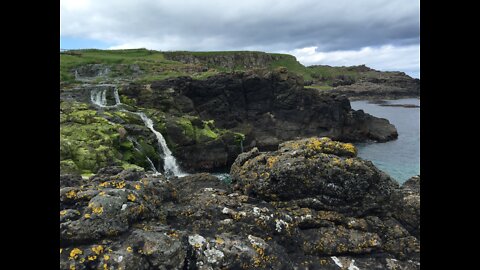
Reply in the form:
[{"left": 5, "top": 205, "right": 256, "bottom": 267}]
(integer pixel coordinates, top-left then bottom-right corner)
[{"left": 90, "top": 85, "right": 186, "bottom": 177}]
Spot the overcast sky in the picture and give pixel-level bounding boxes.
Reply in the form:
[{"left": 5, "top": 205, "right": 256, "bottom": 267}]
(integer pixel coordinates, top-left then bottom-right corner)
[{"left": 60, "top": 0, "right": 420, "bottom": 78}]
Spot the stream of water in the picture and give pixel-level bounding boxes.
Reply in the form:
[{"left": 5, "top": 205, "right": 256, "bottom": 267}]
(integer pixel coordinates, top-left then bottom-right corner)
[{"left": 90, "top": 86, "right": 186, "bottom": 177}]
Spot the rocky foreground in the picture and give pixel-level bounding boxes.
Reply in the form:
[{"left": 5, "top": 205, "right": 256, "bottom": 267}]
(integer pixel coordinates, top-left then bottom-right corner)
[{"left": 60, "top": 137, "right": 420, "bottom": 269}]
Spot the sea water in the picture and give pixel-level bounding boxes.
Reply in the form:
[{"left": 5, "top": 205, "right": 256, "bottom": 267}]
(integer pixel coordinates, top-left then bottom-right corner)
[{"left": 350, "top": 98, "right": 420, "bottom": 183}]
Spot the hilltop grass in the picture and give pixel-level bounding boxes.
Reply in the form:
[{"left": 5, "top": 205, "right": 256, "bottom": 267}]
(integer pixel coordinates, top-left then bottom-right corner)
[
  {"left": 60, "top": 48, "right": 190, "bottom": 83},
  {"left": 305, "top": 85, "right": 334, "bottom": 91},
  {"left": 60, "top": 48, "right": 377, "bottom": 86}
]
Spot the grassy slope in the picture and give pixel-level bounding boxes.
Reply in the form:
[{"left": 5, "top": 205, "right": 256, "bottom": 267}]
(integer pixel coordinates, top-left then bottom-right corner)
[{"left": 60, "top": 48, "right": 378, "bottom": 85}]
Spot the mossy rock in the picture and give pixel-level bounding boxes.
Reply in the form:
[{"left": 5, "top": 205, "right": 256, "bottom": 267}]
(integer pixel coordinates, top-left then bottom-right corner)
[{"left": 60, "top": 159, "right": 81, "bottom": 174}]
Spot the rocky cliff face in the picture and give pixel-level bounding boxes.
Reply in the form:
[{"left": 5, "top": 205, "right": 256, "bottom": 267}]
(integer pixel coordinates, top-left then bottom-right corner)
[
  {"left": 60, "top": 138, "right": 420, "bottom": 269},
  {"left": 121, "top": 68, "right": 398, "bottom": 151},
  {"left": 328, "top": 71, "right": 420, "bottom": 100},
  {"left": 60, "top": 68, "right": 397, "bottom": 174},
  {"left": 163, "top": 51, "right": 285, "bottom": 70}
]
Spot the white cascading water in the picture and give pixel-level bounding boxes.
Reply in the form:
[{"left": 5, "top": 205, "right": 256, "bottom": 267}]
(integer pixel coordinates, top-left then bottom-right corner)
[
  {"left": 90, "top": 86, "right": 185, "bottom": 177},
  {"left": 128, "top": 137, "right": 161, "bottom": 175},
  {"left": 136, "top": 112, "right": 186, "bottom": 177},
  {"left": 91, "top": 86, "right": 121, "bottom": 108},
  {"left": 114, "top": 87, "right": 121, "bottom": 105}
]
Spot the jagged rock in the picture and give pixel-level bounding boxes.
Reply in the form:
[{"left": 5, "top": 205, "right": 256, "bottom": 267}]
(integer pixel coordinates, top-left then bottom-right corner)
[
  {"left": 122, "top": 69, "right": 398, "bottom": 151},
  {"left": 231, "top": 137, "right": 399, "bottom": 215},
  {"left": 60, "top": 170, "right": 176, "bottom": 245},
  {"left": 393, "top": 175, "right": 421, "bottom": 239},
  {"left": 60, "top": 161, "right": 419, "bottom": 269},
  {"left": 60, "top": 174, "right": 83, "bottom": 188}
]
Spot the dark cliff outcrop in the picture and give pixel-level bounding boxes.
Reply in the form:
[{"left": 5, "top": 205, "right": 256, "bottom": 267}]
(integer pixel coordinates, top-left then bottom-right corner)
[
  {"left": 328, "top": 71, "right": 420, "bottom": 100},
  {"left": 60, "top": 138, "right": 420, "bottom": 269},
  {"left": 163, "top": 51, "right": 288, "bottom": 70},
  {"left": 121, "top": 68, "right": 398, "bottom": 152},
  {"left": 60, "top": 68, "right": 397, "bottom": 174}
]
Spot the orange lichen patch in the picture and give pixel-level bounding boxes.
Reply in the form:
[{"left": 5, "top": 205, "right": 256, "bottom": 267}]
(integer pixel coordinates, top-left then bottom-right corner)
[
  {"left": 60, "top": 248, "right": 63, "bottom": 254},
  {"left": 99, "top": 191, "right": 106, "bottom": 196},
  {"left": 69, "top": 248, "right": 83, "bottom": 260},
  {"left": 66, "top": 190, "right": 77, "bottom": 199},
  {"left": 126, "top": 246, "right": 133, "bottom": 253},
  {"left": 70, "top": 265, "right": 76, "bottom": 270},
  {"left": 114, "top": 181, "right": 126, "bottom": 189},
  {"left": 215, "top": 237, "right": 225, "bottom": 245},
  {"left": 343, "top": 143, "right": 357, "bottom": 155},
  {"left": 84, "top": 213, "right": 91, "bottom": 219},
  {"left": 88, "top": 255, "right": 97, "bottom": 261},
  {"left": 127, "top": 194, "right": 136, "bottom": 202},
  {"left": 60, "top": 210, "right": 67, "bottom": 216},
  {"left": 103, "top": 255, "right": 110, "bottom": 261},
  {"left": 167, "top": 231, "right": 180, "bottom": 238},
  {"left": 103, "top": 263, "right": 109, "bottom": 270},
  {"left": 89, "top": 204, "right": 104, "bottom": 215},
  {"left": 91, "top": 245, "right": 104, "bottom": 255},
  {"left": 134, "top": 184, "right": 142, "bottom": 190},
  {"left": 345, "top": 158, "right": 354, "bottom": 166},
  {"left": 266, "top": 156, "right": 279, "bottom": 168},
  {"left": 99, "top": 182, "right": 110, "bottom": 188}
]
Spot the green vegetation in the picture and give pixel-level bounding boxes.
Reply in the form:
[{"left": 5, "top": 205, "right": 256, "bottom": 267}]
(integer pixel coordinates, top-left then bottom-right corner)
[
  {"left": 176, "top": 116, "right": 220, "bottom": 142},
  {"left": 60, "top": 48, "right": 379, "bottom": 88},
  {"left": 305, "top": 85, "right": 334, "bottom": 91}
]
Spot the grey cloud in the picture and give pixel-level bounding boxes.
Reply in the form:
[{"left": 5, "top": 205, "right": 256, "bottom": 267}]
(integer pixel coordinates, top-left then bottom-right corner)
[{"left": 61, "top": 0, "right": 419, "bottom": 52}]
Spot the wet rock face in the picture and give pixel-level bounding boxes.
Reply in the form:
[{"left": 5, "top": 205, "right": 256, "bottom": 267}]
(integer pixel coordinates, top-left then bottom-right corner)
[
  {"left": 60, "top": 138, "right": 419, "bottom": 269},
  {"left": 231, "top": 137, "right": 399, "bottom": 216}
]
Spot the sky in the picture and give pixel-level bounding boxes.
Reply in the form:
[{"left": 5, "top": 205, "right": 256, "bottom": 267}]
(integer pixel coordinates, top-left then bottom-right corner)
[{"left": 60, "top": 0, "right": 420, "bottom": 78}]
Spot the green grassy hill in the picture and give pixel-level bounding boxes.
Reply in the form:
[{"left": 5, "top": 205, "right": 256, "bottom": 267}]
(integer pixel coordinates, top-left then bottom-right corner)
[{"left": 60, "top": 48, "right": 404, "bottom": 87}]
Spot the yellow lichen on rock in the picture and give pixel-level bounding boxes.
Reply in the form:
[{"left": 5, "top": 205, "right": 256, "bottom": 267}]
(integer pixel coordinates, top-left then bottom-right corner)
[
  {"left": 69, "top": 248, "right": 83, "bottom": 260},
  {"left": 66, "top": 190, "right": 77, "bottom": 199},
  {"left": 91, "top": 205, "right": 104, "bottom": 215},
  {"left": 127, "top": 194, "right": 136, "bottom": 202},
  {"left": 266, "top": 156, "right": 278, "bottom": 168},
  {"left": 88, "top": 255, "right": 97, "bottom": 261},
  {"left": 91, "top": 245, "right": 104, "bottom": 255}
]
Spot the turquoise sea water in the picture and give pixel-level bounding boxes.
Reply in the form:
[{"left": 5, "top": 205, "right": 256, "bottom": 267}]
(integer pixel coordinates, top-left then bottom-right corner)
[{"left": 350, "top": 98, "right": 420, "bottom": 184}]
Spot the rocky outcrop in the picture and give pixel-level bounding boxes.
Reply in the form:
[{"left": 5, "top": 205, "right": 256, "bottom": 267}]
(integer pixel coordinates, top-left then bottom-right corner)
[
  {"left": 60, "top": 138, "right": 420, "bottom": 269},
  {"left": 163, "top": 51, "right": 291, "bottom": 70},
  {"left": 329, "top": 71, "right": 420, "bottom": 100},
  {"left": 393, "top": 175, "right": 420, "bottom": 239},
  {"left": 121, "top": 68, "right": 398, "bottom": 151},
  {"left": 61, "top": 67, "right": 397, "bottom": 174}
]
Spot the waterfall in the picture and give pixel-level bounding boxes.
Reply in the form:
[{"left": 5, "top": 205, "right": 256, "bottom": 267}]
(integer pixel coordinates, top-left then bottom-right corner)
[
  {"left": 114, "top": 87, "right": 121, "bottom": 105},
  {"left": 89, "top": 86, "right": 186, "bottom": 177},
  {"left": 135, "top": 112, "right": 186, "bottom": 177},
  {"left": 90, "top": 86, "right": 121, "bottom": 108},
  {"left": 128, "top": 137, "right": 161, "bottom": 175}
]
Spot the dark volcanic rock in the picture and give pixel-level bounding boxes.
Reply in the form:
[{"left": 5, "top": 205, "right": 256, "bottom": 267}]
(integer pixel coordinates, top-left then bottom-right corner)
[
  {"left": 231, "top": 137, "right": 399, "bottom": 215},
  {"left": 121, "top": 69, "right": 398, "bottom": 150},
  {"left": 330, "top": 71, "right": 420, "bottom": 100},
  {"left": 60, "top": 143, "right": 420, "bottom": 269},
  {"left": 393, "top": 175, "right": 420, "bottom": 239}
]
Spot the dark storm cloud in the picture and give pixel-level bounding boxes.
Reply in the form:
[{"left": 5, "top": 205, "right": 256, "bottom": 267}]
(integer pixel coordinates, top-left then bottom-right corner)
[{"left": 61, "top": 0, "right": 419, "bottom": 52}]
